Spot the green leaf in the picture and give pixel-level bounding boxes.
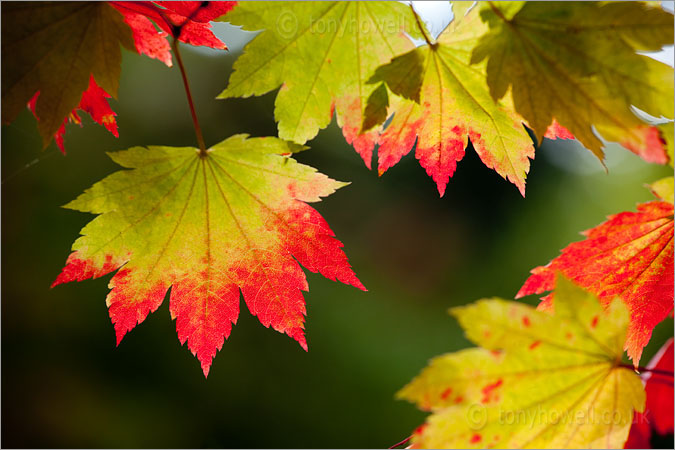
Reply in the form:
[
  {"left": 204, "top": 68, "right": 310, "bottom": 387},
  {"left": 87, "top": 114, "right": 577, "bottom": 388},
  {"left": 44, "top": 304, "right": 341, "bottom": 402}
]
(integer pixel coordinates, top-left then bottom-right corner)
[
  {"left": 1, "top": 2, "right": 134, "bottom": 145},
  {"left": 472, "top": 1, "right": 674, "bottom": 158},
  {"left": 217, "top": 1, "right": 421, "bottom": 167},
  {"left": 399, "top": 275, "right": 645, "bottom": 449}
]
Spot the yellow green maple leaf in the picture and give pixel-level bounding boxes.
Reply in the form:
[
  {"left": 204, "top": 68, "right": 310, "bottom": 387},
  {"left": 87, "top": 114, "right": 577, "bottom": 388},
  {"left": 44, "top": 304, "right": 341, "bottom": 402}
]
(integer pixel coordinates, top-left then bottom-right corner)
[
  {"left": 363, "top": 2, "right": 534, "bottom": 196},
  {"left": 399, "top": 275, "right": 645, "bottom": 449},
  {"left": 649, "top": 176, "right": 674, "bottom": 204},
  {"left": 471, "top": 1, "right": 674, "bottom": 159},
  {"left": 217, "top": 1, "right": 421, "bottom": 167},
  {"left": 52, "top": 135, "right": 364, "bottom": 377}
]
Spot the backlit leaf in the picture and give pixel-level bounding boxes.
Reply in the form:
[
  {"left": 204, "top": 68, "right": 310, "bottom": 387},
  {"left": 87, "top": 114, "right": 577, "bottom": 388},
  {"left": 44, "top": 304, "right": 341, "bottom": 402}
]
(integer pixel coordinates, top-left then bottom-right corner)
[
  {"left": 472, "top": 1, "right": 674, "bottom": 160},
  {"left": 28, "top": 76, "right": 119, "bottom": 154},
  {"left": 364, "top": 3, "right": 534, "bottom": 196},
  {"left": 110, "top": 1, "right": 236, "bottom": 66},
  {"left": 399, "top": 275, "right": 645, "bottom": 449},
  {"left": 625, "top": 338, "right": 674, "bottom": 448},
  {"left": 517, "top": 181, "right": 675, "bottom": 364},
  {"left": 1, "top": 2, "right": 135, "bottom": 146},
  {"left": 217, "top": 1, "right": 421, "bottom": 167},
  {"left": 52, "top": 135, "right": 365, "bottom": 377}
]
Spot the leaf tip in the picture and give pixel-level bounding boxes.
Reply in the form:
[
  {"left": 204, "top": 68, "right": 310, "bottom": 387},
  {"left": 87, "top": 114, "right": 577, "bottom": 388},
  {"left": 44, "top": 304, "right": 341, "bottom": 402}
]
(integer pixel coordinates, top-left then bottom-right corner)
[{"left": 201, "top": 362, "right": 211, "bottom": 378}]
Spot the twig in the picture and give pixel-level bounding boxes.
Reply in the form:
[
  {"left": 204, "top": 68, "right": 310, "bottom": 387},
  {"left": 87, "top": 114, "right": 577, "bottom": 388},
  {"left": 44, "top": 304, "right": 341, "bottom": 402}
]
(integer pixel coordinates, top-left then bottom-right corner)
[
  {"left": 409, "top": 4, "right": 435, "bottom": 48},
  {"left": 488, "top": 1, "right": 508, "bottom": 22},
  {"left": 620, "top": 364, "right": 674, "bottom": 378},
  {"left": 389, "top": 435, "right": 412, "bottom": 449}
]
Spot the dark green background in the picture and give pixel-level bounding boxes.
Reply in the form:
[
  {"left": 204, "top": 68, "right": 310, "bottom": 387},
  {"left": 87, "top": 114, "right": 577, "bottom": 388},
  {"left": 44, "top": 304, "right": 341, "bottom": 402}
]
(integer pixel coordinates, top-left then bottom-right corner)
[{"left": 2, "top": 22, "right": 673, "bottom": 449}]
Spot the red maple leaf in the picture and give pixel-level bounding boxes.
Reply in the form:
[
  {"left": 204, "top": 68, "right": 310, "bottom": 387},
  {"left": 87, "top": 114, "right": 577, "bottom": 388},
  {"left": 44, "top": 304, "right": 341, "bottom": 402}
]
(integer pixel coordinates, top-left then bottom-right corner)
[
  {"left": 644, "top": 338, "right": 674, "bottom": 436},
  {"left": 517, "top": 200, "right": 674, "bottom": 364},
  {"left": 625, "top": 338, "right": 674, "bottom": 448},
  {"left": 28, "top": 76, "right": 118, "bottom": 154},
  {"left": 110, "top": 1, "right": 235, "bottom": 66}
]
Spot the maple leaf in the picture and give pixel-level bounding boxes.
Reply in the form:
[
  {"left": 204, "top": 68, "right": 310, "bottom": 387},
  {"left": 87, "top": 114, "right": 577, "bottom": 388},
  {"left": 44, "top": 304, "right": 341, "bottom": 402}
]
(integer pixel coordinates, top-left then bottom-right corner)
[
  {"left": 641, "top": 338, "right": 674, "bottom": 436},
  {"left": 52, "top": 135, "right": 365, "bottom": 376},
  {"left": 217, "top": 1, "right": 421, "bottom": 168},
  {"left": 625, "top": 338, "right": 674, "bottom": 448},
  {"left": 517, "top": 178, "right": 675, "bottom": 365},
  {"left": 472, "top": 1, "right": 674, "bottom": 160},
  {"left": 399, "top": 275, "right": 645, "bottom": 449},
  {"left": 28, "top": 76, "right": 119, "bottom": 154},
  {"left": 2, "top": 2, "right": 135, "bottom": 147},
  {"left": 110, "top": 1, "right": 235, "bottom": 66},
  {"left": 545, "top": 121, "right": 671, "bottom": 166},
  {"left": 363, "top": 3, "right": 534, "bottom": 196},
  {"left": 657, "top": 122, "right": 674, "bottom": 168}
]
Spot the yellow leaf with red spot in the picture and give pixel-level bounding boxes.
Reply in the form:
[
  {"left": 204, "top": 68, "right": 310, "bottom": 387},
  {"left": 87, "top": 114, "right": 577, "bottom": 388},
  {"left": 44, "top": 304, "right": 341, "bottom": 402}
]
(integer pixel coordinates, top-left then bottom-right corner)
[{"left": 399, "top": 276, "right": 645, "bottom": 449}]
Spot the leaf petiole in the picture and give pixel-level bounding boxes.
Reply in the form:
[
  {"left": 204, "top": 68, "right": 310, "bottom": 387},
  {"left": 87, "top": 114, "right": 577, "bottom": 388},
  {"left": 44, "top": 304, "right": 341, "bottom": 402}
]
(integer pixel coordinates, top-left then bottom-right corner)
[
  {"left": 172, "top": 37, "right": 208, "bottom": 156},
  {"left": 388, "top": 435, "right": 412, "bottom": 449},
  {"left": 620, "top": 364, "right": 674, "bottom": 378},
  {"left": 409, "top": 4, "right": 435, "bottom": 48}
]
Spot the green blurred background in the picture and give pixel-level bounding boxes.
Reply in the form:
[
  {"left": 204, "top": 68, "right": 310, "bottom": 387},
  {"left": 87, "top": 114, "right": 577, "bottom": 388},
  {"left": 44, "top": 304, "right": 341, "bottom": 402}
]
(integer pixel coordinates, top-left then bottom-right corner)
[{"left": 2, "top": 9, "right": 674, "bottom": 448}]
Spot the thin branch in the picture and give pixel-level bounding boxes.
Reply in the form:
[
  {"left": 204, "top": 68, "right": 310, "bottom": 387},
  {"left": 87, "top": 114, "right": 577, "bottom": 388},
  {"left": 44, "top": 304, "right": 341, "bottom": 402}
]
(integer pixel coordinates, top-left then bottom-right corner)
[
  {"left": 488, "top": 1, "right": 508, "bottom": 22},
  {"left": 389, "top": 435, "right": 412, "bottom": 449},
  {"left": 620, "top": 364, "right": 674, "bottom": 378},
  {"left": 409, "top": 3, "right": 435, "bottom": 48},
  {"left": 172, "top": 38, "right": 208, "bottom": 156}
]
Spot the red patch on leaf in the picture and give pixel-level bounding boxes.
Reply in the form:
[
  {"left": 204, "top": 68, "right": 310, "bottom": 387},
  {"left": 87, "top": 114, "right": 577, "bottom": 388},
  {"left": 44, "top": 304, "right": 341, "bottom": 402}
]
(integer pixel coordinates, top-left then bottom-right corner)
[
  {"left": 518, "top": 201, "right": 674, "bottom": 364},
  {"left": 170, "top": 273, "right": 240, "bottom": 377},
  {"left": 337, "top": 96, "right": 379, "bottom": 169},
  {"left": 481, "top": 379, "right": 503, "bottom": 404},
  {"left": 415, "top": 129, "right": 466, "bottom": 197},
  {"left": 52, "top": 252, "right": 127, "bottom": 287},
  {"left": 470, "top": 433, "right": 482, "bottom": 444},
  {"left": 440, "top": 387, "right": 453, "bottom": 400},
  {"left": 545, "top": 121, "right": 669, "bottom": 165},
  {"left": 529, "top": 340, "right": 541, "bottom": 350},
  {"left": 522, "top": 316, "right": 531, "bottom": 327},
  {"left": 374, "top": 91, "right": 532, "bottom": 196},
  {"left": 376, "top": 102, "right": 422, "bottom": 177},
  {"left": 414, "top": 424, "right": 427, "bottom": 436},
  {"left": 544, "top": 120, "right": 575, "bottom": 140},
  {"left": 106, "top": 268, "right": 168, "bottom": 346},
  {"left": 591, "top": 315, "right": 599, "bottom": 328},
  {"left": 454, "top": 396, "right": 464, "bottom": 404},
  {"left": 621, "top": 126, "right": 669, "bottom": 165},
  {"left": 28, "top": 76, "right": 118, "bottom": 153}
]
